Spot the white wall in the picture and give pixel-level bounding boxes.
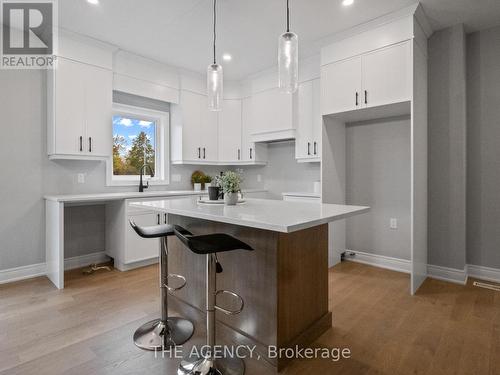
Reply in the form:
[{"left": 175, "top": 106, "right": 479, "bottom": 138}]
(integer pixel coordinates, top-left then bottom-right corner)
[{"left": 243, "top": 141, "right": 321, "bottom": 199}]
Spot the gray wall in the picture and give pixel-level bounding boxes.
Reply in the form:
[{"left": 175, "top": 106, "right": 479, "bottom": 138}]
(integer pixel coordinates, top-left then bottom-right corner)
[
  {"left": 428, "top": 25, "right": 467, "bottom": 270},
  {"left": 467, "top": 25, "right": 500, "bottom": 269},
  {"left": 345, "top": 117, "right": 412, "bottom": 260}
]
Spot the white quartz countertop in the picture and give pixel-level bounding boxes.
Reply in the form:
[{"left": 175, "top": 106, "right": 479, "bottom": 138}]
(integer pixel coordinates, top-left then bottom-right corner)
[
  {"left": 44, "top": 189, "right": 266, "bottom": 203},
  {"left": 131, "top": 197, "right": 369, "bottom": 233}
]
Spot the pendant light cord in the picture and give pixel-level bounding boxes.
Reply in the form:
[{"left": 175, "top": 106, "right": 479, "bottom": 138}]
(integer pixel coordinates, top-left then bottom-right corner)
[
  {"left": 213, "top": 0, "right": 217, "bottom": 64},
  {"left": 286, "top": 0, "right": 290, "bottom": 32}
]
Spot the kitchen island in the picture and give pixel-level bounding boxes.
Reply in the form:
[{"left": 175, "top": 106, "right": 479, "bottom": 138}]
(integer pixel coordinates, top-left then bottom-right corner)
[{"left": 132, "top": 197, "right": 369, "bottom": 371}]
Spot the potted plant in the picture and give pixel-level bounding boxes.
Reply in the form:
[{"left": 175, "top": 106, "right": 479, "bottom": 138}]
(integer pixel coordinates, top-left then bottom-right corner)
[
  {"left": 219, "top": 171, "right": 242, "bottom": 205},
  {"left": 201, "top": 175, "right": 213, "bottom": 190},
  {"left": 191, "top": 171, "right": 205, "bottom": 191}
]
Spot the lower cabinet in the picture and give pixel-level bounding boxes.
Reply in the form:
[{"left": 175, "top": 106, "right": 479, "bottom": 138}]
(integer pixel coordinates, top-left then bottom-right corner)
[{"left": 106, "top": 198, "right": 179, "bottom": 271}]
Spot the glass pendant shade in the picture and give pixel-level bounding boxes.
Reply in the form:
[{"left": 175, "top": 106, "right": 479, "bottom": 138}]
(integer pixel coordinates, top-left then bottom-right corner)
[
  {"left": 207, "top": 63, "right": 223, "bottom": 111},
  {"left": 278, "top": 31, "right": 298, "bottom": 94}
]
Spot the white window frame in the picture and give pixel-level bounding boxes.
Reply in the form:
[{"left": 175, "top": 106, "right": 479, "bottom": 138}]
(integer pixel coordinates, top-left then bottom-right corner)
[{"left": 106, "top": 103, "right": 170, "bottom": 186}]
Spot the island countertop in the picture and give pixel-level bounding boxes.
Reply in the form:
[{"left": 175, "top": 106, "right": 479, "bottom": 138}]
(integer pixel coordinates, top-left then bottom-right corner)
[{"left": 131, "top": 197, "right": 369, "bottom": 233}]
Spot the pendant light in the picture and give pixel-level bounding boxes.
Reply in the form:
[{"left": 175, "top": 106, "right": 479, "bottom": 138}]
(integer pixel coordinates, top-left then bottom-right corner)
[
  {"left": 207, "top": 0, "right": 223, "bottom": 111},
  {"left": 278, "top": 0, "right": 298, "bottom": 94}
]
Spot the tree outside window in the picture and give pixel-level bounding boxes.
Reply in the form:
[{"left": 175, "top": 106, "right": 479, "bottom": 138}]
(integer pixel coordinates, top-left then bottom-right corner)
[{"left": 112, "top": 115, "right": 156, "bottom": 176}]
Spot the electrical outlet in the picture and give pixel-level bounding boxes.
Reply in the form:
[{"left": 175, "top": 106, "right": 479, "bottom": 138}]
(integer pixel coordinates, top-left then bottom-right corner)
[
  {"left": 171, "top": 174, "right": 181, "bottom": 183},
  {"left": 390, "top": 218, "right": 398, "bottom": 229},
  {"left": 257, "top": 174, "right": 262, "bottom": 183},
  {"left": 77, "top": 173, "right": 85, "bottom": 184}
]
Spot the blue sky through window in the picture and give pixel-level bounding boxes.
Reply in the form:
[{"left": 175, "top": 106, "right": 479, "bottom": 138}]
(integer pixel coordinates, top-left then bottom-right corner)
[{"left": 112, "top": 115, "right": 156, "bottom": 157}]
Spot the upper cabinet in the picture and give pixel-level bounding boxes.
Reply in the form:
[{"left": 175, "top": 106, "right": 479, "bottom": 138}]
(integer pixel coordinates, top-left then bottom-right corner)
[
  {"left": 172, "top": 89, "right": 267, "bottom": 165},
  {"left": 296, "top": 79, "right": 321, "bottom": 163},
  {"left": 171, "top": 90, "right": 218, "bottom": 164},
  {"left": 321, "top": 41, "right": 411, "bottom": 116},
  {"left": 241, "top": 97, "right": 267, "bottom": 163},
  {"left": 321, "top": 57, "right": 362, "bottom": 115},
  {"left": 251, "top": 88, "right": 295, "bottom": 142},
  {"left": 218, "top": 99, "right": 242, "bottom": 163},
  {"left": 47, "top": 57, "right": 112, "bottom": 159}
]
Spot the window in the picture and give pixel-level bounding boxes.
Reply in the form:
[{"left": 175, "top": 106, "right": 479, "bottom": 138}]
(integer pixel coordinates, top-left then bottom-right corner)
[{"left": 107, "top": 104, "right": 169, "bottom": 186}]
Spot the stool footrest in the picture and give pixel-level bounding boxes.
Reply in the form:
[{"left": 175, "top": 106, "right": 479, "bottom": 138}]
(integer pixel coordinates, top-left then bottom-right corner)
[
  {"left": 165, "top": 273, "right": 187, "bottom": 293},
  {"left": 214, "top": 290, "right": 244, "bottom": 315}
]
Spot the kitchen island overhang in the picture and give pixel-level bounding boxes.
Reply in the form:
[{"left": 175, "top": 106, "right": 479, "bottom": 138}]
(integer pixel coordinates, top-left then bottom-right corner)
[{"left": 131, "top": 197, "right": 369, "bottom": 371}]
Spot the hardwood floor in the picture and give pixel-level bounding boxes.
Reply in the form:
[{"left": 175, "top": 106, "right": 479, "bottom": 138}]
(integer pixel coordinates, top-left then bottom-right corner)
[{"left": 1, "top": 261, "right": 499, "bottom": 375}]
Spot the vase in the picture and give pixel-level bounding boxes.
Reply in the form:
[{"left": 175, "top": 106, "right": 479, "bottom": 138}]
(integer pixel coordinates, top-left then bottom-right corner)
[
  {"left": 224, "top": 192, "right": 238, "bottom": 205},
  {"left": 193, "top": 183, "right": 202, "bottom": 191}
]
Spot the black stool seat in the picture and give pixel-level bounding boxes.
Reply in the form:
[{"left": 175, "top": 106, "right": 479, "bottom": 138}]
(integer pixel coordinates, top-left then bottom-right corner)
[
  {"left": 173, "top": 225, "right": 253, "bottom": 254},
  {"left": 130, "top": 222, "right": 192, "bottom": 239}
]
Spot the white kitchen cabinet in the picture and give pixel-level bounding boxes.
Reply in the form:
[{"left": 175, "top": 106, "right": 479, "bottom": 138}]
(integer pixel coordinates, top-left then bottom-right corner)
[
  {"left": 321, "top": 56, "right": 362, "bottom": 115},
  {"left": 171, "top": 90, "right": 218, "bottom": 164},
  {"left": 362, "top": 42, "right": 411, "bottom": 109},
  {"left": 219, "top": 99, "right": 242, "bottom": 162},
  {"left": 295, "top": 79, "right": 322, "bottom": 162},
  {"left": 241, "top": 97, "right": 268, "bottom": 163},
  {"left": 321, "top": 41, "right": 411, "bottom": 116},
  {"left": 251, "top": 88, "right": 295, "bottom": 142},
  {"left": 47, "top": 57, "right": 112, "bottom": 159},
  {"left": 125, "top": 211, "right": 161, "bottom": 265}
]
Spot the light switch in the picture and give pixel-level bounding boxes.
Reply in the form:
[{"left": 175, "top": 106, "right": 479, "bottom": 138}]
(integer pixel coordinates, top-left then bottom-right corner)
[
  {"left": 257, "top": 174, "right": 262, "bottom": 183},
  {"left": 77, "top": 173, "right": 85, "bottom": 184},
  {"left": 390, "top": 218, "right": 398, "bottom": 229}
]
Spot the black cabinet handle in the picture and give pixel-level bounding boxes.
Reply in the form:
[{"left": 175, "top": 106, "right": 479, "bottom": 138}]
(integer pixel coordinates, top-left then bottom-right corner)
[
  {"left": 307, "top": 142, "right": 311, "bottom": 155},
  {"left": 250, "top": 148, "right": 253, "bottom": 159},
  {"left": 314, "top": 142, "right": 317, "bottom": 155},
  {"left": 157, "top": 214, "right": 160, "bottom": 225},
  {"left": 238, "top": 149, "right": 240, "bottom": 160},
  {"left": 355, "top": 92, "right": 359, "bottom": 106},
  {"left": 203, "top": 148, "right": 206, "bottom": 159},
  {"left": 164, "top": 213, "right": 167, "bottom": 224},
  {"left": 79, "top": 136, "right": 83, "bottom": 152},
  {"left": 88, "top": 137, "right": 92, "bottom": 152},
  {"left": 198, "top": 147, "right": 201, "bottom": 159},
  {"left": 364, "top": 90, "right": 368, "bottom": 105}
]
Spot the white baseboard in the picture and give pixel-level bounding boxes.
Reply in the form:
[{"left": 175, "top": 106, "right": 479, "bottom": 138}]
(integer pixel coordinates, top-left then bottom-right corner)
[
  {"left": 467, "top": 264, "right": 500, "bottom": 284},
  {"left": 0, "top": 252, "right": 110, "bottom": 285},
  {"left": 345, "top": 250, "right": 411, "bottom": 274},
  {"left": 427, "top": 264, "right": 468, "bottom": 285},
  {"left": 0, "top": 262, "right": 47, "bottom": 285},
  {"left": 64, "top": 252, "right": 110, "bottom": 271}
]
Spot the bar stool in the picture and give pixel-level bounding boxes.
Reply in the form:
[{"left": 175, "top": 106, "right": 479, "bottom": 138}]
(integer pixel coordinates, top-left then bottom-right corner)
[
  {"left": 129, "top": 221, "right": 195, "bottom": 351},
  {"left": 173, "top": 225, "right": 253, "bottom": 375}
]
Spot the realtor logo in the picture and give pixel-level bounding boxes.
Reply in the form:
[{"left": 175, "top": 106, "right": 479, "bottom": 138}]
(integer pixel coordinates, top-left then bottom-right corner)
[{"left": 1, "top": 0, "right": 57, "bottom": 69}]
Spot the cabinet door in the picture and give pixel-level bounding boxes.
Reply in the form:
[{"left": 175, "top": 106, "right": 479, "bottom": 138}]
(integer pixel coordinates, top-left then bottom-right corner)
[
  {"left": 311, "top": 78, "right": 322, "bottom": 158},
  {"left": 321, "top": 56, "right": 362, "bottom": 115},
  {"left": 241, "top": 97, "right": 254, "bottom": 161},
  {"left": 180, "top": 91, "right": 202, "bottom": 161},
  {"left": 362, "top": 42, "right": 411, "bottom": 108},
  {"left": 252, "top": 88, "right": 293, "bottom": 135},
  {"left": 54, "top": 58, "right": 86, "bottom": 155},
  {"left": 219, "top": 99, "right": 242, "bottom": 162},
  {"left": 200, "top": 105, "right": 219, "bottom": 162},
  {"left": 84, "top": 64, "right": 112, "bottom": 157},
  {"left": 295, "top": 80, "right": 314, "bottom": 160},
  {"left": 125, "top": 212, "right": 159, "bottom": 264}
]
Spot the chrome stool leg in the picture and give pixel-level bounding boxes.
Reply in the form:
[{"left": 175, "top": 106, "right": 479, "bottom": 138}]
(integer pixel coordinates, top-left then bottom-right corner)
[
  {"left": 178, "top": 254, "right": 245, "bottom": 375},
  {"left": 134, "top": 237, "right": 194, "bottom": 351}
]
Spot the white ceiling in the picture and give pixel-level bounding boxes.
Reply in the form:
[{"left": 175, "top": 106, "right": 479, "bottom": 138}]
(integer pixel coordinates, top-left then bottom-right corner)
[{"left": 59, "top": 0, "right": 500, "bottom": 80}]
